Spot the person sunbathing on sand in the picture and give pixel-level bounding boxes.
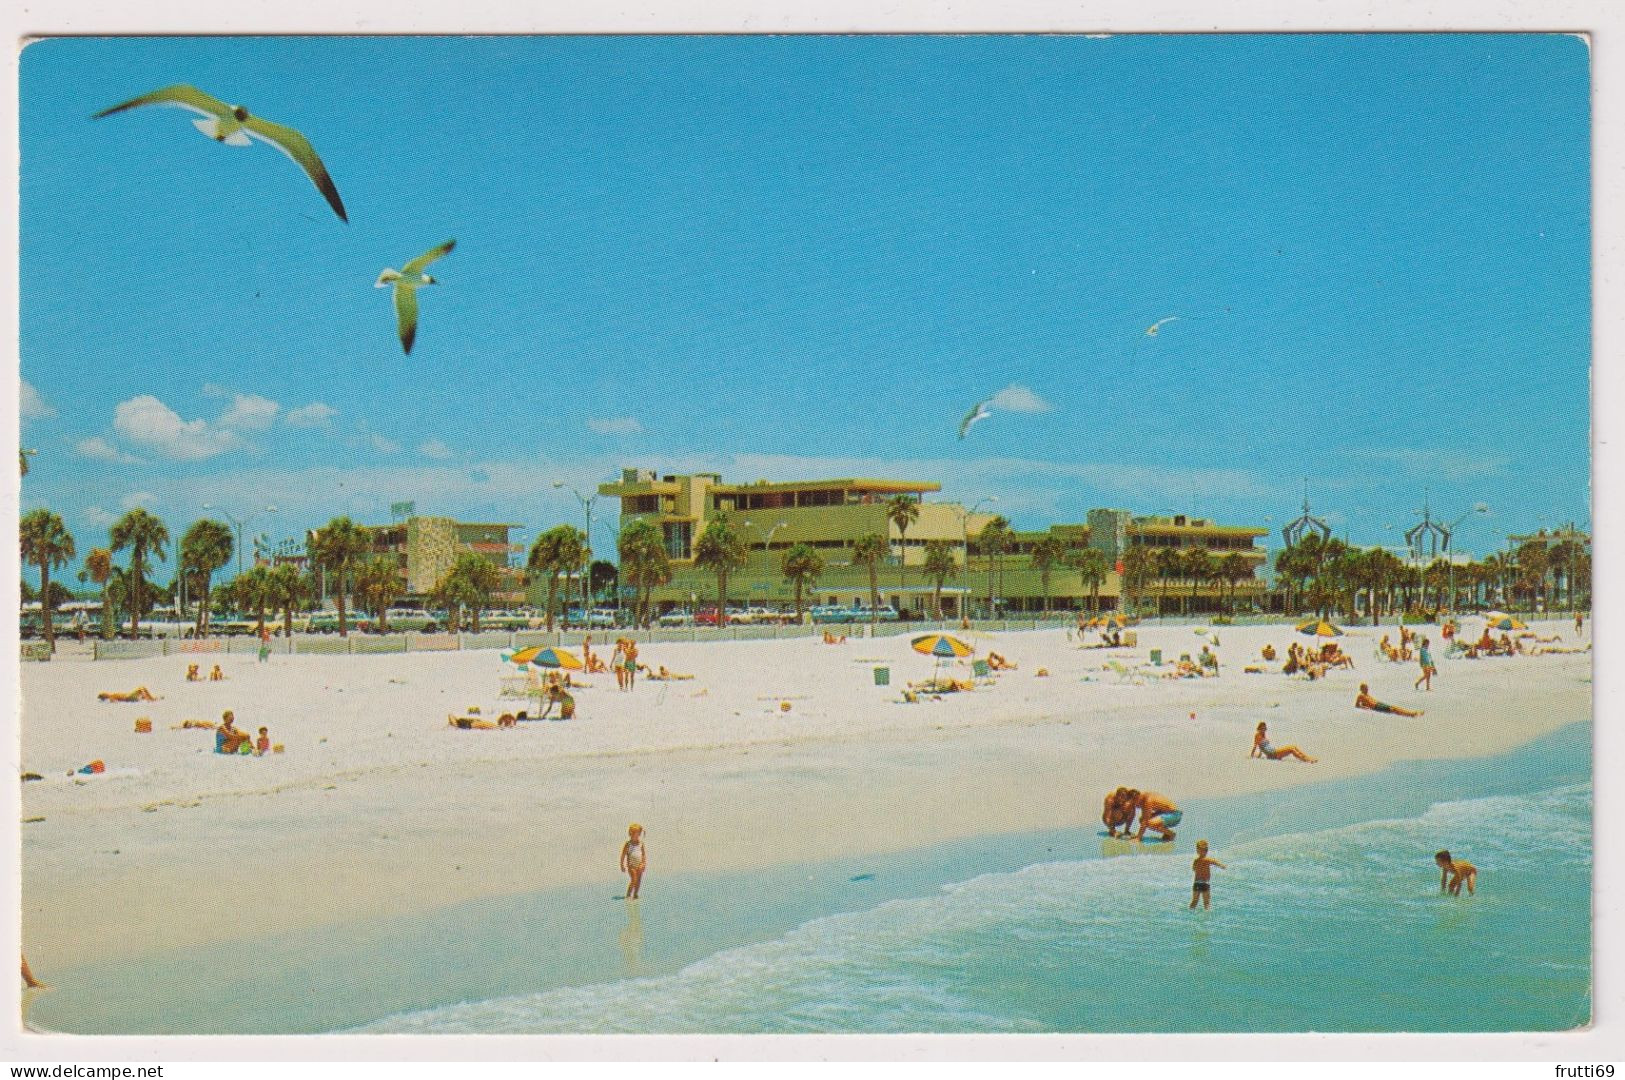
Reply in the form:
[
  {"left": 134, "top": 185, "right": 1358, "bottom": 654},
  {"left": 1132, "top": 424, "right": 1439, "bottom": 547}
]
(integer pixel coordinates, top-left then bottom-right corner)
[
  {"left": 99, "top": 686, "right": 158, "bottom": 702},
  {"left": 1251, "top": 721, "right": 1317, "bottom": 763},
  {"left": 986, "top": 652, "right": 1016, "bottom": 671},
  {"left": 1354, "top": 683, "right": 1423, "bottom": 717},
  {"left": 448, "top": 714, "right": 500, "bottom": 730},
  {"left": 174, "top": 718, "right": 218, "bottom": 730},
  {"left": 823, "top": 631, "right": 847, "bottom": 645},
  {"left": 648, "top": 666, "right": 694, "bottom": 681}
]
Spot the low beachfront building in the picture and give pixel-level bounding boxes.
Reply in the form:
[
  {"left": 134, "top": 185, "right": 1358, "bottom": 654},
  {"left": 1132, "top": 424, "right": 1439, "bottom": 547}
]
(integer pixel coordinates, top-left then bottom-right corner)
[{"left": 598, "top": 469, "right": 1268, "bottom": 618}]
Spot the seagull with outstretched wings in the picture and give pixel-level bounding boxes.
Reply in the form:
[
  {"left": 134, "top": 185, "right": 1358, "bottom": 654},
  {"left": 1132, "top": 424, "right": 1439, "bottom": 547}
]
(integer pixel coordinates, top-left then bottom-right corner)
[
  {"left": 1146, "top": 316, "right": 1181, "bottom": 337},
  {"left": 94, "top": 84, "right": 348, "bottom": 222},
  {"left": 376, "top": 240, "right": 456, "bottom": 355},
  {"left": 959, "top": 399, "right": 993, "bottom": 439}
]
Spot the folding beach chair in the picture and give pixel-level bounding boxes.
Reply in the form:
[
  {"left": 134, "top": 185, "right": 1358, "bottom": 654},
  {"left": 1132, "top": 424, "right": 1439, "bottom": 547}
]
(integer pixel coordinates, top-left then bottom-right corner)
[{"left": 972, "top": 659, "right": 994, "bottom": 684}]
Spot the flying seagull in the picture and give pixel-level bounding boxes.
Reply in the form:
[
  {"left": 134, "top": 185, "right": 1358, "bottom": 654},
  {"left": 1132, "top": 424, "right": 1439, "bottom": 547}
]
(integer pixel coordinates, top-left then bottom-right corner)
[
  {"left": 376, "top": 240, "right": 456, "bottom": 355},
  {"left": 93, "top": 85, "right": 347, "bottom": 222},
  {"left": 958, "top": 399, "right": 993, "bottom": 439},
  {"left": 1146, "top": 316, "right": 1181, "bottom": 337}
]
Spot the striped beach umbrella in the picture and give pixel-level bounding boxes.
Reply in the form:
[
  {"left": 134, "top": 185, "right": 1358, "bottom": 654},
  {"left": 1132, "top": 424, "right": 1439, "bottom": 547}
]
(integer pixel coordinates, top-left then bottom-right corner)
[
  {"left": 911, "top": 634, "right": 973, "bottom": 658},
  {"left": 510, "top": 645, "right": 583, "bottom": 669},
  {"left": 1295, "top": 619, "right": 1344, "bottom": 638},
  {"left": 1486, "top": 615, "right": 1527, "bottom": 632},
  {"left": 1089, "top": 613, "right": 1129, "bottom": 630}
]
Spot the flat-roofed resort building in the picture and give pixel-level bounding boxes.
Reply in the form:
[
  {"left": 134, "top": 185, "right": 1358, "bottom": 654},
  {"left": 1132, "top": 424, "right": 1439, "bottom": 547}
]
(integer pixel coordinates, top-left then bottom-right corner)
[{"left": 600, "top": 469, "right": 1268, "bottom": 617}]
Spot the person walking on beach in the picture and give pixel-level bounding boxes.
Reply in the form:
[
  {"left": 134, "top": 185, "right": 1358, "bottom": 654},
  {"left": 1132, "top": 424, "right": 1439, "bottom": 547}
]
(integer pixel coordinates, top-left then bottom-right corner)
[
  {"left": 258, "top": 626, "right": 271, "bottom": 663},
  {"left": 611, "top": 639, "right": 628, "bottom": 690},
  {"left": 620, "top": 823, "right": 647, "bottom": 899},
  {"left": 1435, "top": 850, "right": 1477, "bottom": 896},
  {"left": 1190, "top": 841, "right": 1226, "bottom": 909},
  {"left": 1414, "top": 637, "right": 1436, "bottom": 691},
  {"left": 621, "top": 638, "right": 639, "bottom": 691}
]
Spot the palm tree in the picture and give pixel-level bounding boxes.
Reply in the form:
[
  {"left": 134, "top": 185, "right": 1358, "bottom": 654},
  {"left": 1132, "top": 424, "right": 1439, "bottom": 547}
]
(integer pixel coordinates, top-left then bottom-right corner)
[
  {"left": 110, "top": 508, "right": 169, "bottom": 639},
  {"left": 781, "top": 543, "right": 824, "bottom": 621},
  {"left": 1072, "top": 547, "right": 1109, "bottom": 615},
  {"left": 20, "top": 508, "right": 75, "bottom": 651},
  {"left": 529, "top": 525, "right": 588, "bottom": 632},
  {"left": 923, "top": 540, "right": 958, "bottom": 619},
  {"left": 977, "top": 517, "right": 1012, "bottom": 618},
  {"left": 79, "top": 547, "right": 114, "bottom": 640},
  {"left": 355, "top": 556, "right": 405, "bottom": 631},
  {"left": 266, "top": 563, "right": 305, "bottom": 638},
  {"left": 179, "top": 518, "right": 234, "bottom": 635},
  {"left": 851, "top": 532, "right": 890, "bottom": 630},
  {"left": 1120, "top": 544, "right": 1151, "bottom": 615},
  {"left": 1152, "top": 548, "right": 1183, "bottom": 616},
  {"left": 308, "top": 517, "right": 371, "bottom": 636},
  {"left": 692, "top": 513, "right": 747, "bottom": 625},
  {"left": 617, "top": 519, "right": 670, "bottom": 629},
  {"left": 1030, "top": 535, "right": 1068, "bottom": 615},
  {"left": 440, "top": 554, "right": 502, "bottom": 632},
  {"left": 1183, "top": 548, "right": 1217, "bottom": 616},
  {"left": 885, "top": 494, "right": 920, "bottom": 604},
  {"left": 231, "top": 565, "right": 276, "bottom": 634},
  {"left": 1216, "top": 553, "right": 1253, "bottom": 615}
]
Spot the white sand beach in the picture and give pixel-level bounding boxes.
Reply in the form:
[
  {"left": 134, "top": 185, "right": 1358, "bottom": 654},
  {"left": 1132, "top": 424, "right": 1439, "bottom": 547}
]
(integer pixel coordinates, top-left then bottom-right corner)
[{"left": 20, "top": 620, "right": 1591, "bottom": 976}]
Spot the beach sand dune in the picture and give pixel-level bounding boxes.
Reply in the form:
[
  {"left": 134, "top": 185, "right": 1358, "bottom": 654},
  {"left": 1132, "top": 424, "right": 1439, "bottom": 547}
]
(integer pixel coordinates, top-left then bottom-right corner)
[{"left": 21, "top": 621, "right": 1590, "bottom": 973}]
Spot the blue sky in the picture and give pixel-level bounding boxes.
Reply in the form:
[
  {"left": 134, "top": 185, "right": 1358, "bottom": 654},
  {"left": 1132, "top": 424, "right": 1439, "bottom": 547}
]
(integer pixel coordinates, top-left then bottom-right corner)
[{"left": 18, "top": 34, "right": 1590, "bottom": 574}]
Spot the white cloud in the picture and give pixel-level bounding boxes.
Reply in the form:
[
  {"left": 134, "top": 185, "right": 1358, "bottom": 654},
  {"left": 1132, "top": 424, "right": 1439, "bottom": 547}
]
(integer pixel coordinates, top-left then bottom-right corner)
[
  {"left": 74, "top": 437, "right": 143, "bottom": 465},
  {"left": 587, "top": 417, "right": 643, "bottom": 435},
  {"left": 20, "top": 380, "right": 56, "bottom": 421},
  {"left": 369, "top": 433, "right": 402, "bottom": 454},
  {"left": 112, "top": 395, "right": 241, "bottom": 460},
  {"left": 419, "top": 439, "right": 455, "bottom": 460},
  {"left": 987, "top": 385, "right": 1054, "bottom": 414},
  {"left": 83, "top": 506, "right": 117, "bottom": 529},
  {"left": 200, "top": 383, "right": 231, "bottom": 399},
  {"left": 218, "top": 393, "right": 281, "bottom": 431},
  {"left": 1349, "top": 448, "right": 1511, "bottom": 482},
  {"left": 120, "top": 491, "right": 158, "bottom": 511},
  {"left": 285, "top": 402, "right": 338, "bottom": 427}
]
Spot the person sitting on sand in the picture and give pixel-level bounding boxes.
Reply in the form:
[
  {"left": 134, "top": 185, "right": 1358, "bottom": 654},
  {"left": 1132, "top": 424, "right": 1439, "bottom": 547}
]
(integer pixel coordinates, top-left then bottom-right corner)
[
  {"left": 823, "top": 630, "right": 847, "bottom": 645},
  {"left": 1323, "top": 643, "right": 1355, "bottom": 670},
  {"left": 1199, "top": 645, "right": 1219, "bottom": 675},
  {"left": 1378, "top": 635, "right": 1399, "bottom": 662},
  {"left": 1251, "top": 721, "right": 1317, "bottom": 763},
  {"left": 548, "top": 682, "right": 576, "bottom": 720},
  {"left": 1133, "top": 792, "right": 1182, "bottom": 842},
  {"left": 1476, "top": 627, "right": 1497, "bottom": 654},
  {"left": 209, "top": 664, "right": 225, "bottom": 681},
  {"left": 215, "top": 711, "right": 250, "bottom": 754},
  {"left": 186, "top": 663, "right": 202, "bottom": 682},
  {"left": 1102, "top": 787, "right": 1138, "bottom": 838},
  {"left": 1354, "top": 683, "right": 1423, "bottom": 717},
  {"left": 99, "top": 686, "right": 159, "bottom": 703},
  {"left": 255, "top": 726, "right": 271, "bottom": 755},
  {"left": 986, "top": 651, "right": 1016, "bottom": 671},
  {"left": 1435, "top": 850, "right": 1477, "bottom": 896},
  {"left": 1261, "top": 644, "right": 1277, "bottom": 662},
  {"left": 1501, "top": 633, "right": 1523, "bottom": 656}
]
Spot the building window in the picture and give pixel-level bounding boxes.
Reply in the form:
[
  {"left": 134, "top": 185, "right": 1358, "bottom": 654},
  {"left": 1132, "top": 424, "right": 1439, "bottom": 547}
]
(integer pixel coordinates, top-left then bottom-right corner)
[
  {"left": 626, "top": 495, "right": 659, "bottom": 514},
  {"left": 663, "top": 521, "right": 692, "bottom": 560}
]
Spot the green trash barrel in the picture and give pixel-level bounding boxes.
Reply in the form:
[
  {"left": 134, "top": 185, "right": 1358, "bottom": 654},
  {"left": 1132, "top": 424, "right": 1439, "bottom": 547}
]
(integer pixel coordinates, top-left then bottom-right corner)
[
  {"left": 1150, "top": 649, "right": 1163, "bottom": 666},
  {"left": 873, "top": 666, "right": 890, "bottom": 686}
]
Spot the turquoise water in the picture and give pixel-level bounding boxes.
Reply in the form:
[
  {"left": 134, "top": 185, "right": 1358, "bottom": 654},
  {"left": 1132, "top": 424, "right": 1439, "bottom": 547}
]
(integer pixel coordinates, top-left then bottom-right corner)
[{"left": 31, "top": 724, "right": 1591, "bottom": 1034}]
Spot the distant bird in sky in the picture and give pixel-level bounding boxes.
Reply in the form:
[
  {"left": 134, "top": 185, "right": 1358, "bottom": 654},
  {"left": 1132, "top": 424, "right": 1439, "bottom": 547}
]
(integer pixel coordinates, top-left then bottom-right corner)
[
  {"left": 376, "top": 240, "right": 456, "bottom": 355},
  {"left": 1146, "top": 316, "right": 1181, "bottom": 337},
  {"left": 93, "top": 84, "right": 348, "bottom": 222},
  {"left": 958, "top": 399, "right": 993, "bottom": 439}
]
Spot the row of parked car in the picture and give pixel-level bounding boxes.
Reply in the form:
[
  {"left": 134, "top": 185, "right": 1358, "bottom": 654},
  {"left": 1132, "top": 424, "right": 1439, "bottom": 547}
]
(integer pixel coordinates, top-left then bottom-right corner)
[{"left": 654, "top": 604, "right": 902, "bottom": 627}]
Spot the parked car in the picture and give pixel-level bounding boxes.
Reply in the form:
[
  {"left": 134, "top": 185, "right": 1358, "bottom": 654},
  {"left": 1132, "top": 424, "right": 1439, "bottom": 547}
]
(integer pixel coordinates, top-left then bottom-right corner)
[
  {"left": 809, "top": 605, "right": 852, "bottom": 624},
  {"left": 850, "top": 605, "right": 900, "bottom": 622},
  {"left": 658, "top": 610, "right": 694, "bottom": 627},
  {"left": 307, "top": 612, "right": 373, "bottom": 634},
  {"left": 383, "top": 608, "right": 440, "bottom": 632}
]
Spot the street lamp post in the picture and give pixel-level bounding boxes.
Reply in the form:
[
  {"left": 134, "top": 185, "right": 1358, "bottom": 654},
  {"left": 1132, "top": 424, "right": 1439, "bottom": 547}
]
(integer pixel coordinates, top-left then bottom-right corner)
[
  {"left": 951, "top": 497, "right": 998, "bottom": 620},
  {"left": 553, "top": 481, "right": 600, "bottom": 614},
  {"left": 1444, "top": 503, "right": 1490, "bottom": 614},
  {"left": 204, "top": 503, "right": 279, "bottom": 577},
  {"left": 742, "top": 520, "right": 789, "bottom": 610}
]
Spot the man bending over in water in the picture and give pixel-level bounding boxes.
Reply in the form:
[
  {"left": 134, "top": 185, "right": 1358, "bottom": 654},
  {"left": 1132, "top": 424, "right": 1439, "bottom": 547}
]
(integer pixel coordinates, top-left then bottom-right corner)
[{"left": 1134, "top": 791, "right": 1182, "bottom": 842}]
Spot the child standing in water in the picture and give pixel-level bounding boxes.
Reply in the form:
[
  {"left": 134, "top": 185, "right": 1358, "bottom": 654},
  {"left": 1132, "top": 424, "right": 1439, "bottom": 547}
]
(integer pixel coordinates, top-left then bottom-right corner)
[
  {"left": 620, "top": 824, "right": 647, "bottom": 899},
  {"left": 1435, "top": 850, "right": 1477, "bottom": 895},
  {"left": 1190, "top": 841, "right": 1226, "bottom": 909}
]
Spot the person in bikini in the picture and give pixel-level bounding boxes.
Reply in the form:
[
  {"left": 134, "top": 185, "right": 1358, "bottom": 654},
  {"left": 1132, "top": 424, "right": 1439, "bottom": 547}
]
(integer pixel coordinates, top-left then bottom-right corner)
[
  {"left": 1435, "top": 850, "right": 1477, "bottom": 896},
  {"left": 1355, "top": 683, "right": 1423, "bottom": 717},
  {"left": 1250, "top": 721, "right": 1317, "bottom": 763},
  {"left": 620, "top": 823, "right": 647, "bottom": 898}
]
